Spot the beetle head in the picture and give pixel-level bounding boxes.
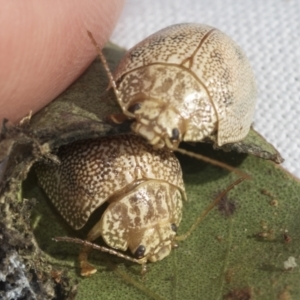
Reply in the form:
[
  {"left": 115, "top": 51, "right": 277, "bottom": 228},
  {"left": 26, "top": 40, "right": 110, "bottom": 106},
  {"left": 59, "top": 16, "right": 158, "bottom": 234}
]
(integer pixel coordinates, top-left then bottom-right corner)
[
  {"left": 129, "top": 221, "right": 178, "bottom": 262},
  {"left": 126, "top": 98, "right": 186, "bottom": 149}
]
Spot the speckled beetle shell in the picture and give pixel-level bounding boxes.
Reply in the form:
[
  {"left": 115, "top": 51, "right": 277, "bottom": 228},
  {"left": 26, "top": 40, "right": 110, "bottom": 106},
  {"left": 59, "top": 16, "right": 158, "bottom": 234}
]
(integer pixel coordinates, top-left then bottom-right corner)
[
  {"left": 35, "top": 135, "right": 186, "bottom": 271},
  {"left": 113, "top": 23, "right": 257, "bottom": 149}
]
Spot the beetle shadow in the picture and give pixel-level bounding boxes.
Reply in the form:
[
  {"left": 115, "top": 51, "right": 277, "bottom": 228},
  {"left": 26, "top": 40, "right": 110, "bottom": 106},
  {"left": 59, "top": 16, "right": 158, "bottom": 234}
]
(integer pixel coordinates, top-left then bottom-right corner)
[{"left": 176, "top": 142, "right": 248, "bottom": 185}]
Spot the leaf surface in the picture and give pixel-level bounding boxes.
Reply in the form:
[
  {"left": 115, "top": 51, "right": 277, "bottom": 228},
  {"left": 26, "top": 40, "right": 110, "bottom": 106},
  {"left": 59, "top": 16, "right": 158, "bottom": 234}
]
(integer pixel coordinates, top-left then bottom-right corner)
[
  {"left": 24, "top": 142, "right": 300, "bottom": 300},
  {"left": 18, "top": 42, "right": 300, "bottom": 299}
]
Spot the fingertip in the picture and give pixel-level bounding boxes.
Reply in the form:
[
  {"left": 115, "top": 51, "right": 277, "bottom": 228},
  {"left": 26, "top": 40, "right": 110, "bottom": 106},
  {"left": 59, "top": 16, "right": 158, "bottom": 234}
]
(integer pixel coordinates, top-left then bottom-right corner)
[{"left": 0, "top": 0, "right": 124, "bottom": 123}]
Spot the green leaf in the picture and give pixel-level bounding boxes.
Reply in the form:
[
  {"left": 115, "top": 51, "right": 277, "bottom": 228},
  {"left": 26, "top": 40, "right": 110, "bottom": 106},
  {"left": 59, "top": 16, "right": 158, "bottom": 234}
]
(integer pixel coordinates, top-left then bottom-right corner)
[
  {"left": 2, "top": 42, "right": 299, "bottom": 299},
  {"left": 24, "top": 142, "right": 300, "bottom": 300}
]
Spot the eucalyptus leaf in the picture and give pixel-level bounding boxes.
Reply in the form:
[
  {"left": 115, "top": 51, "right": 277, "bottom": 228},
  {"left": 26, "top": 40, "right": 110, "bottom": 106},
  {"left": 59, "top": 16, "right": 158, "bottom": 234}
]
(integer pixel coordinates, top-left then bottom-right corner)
[
  {"left": 24, "top": 142, "right": 300, "bottom": 300},
  {"left": 1, "top": 42, "right": 299, "bottom": 300}
]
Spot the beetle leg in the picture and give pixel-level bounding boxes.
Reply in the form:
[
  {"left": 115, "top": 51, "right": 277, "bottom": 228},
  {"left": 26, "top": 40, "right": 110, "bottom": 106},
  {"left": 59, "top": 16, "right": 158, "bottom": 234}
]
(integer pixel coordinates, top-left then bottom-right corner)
[
  {"left": 78, "top": 247, "right": 97, "bottom": 276},
  {"left": 78, "top": 219, "right": 104, "bottom": 276},
  {"left": 171, "top": 241, "right": 179, "bottom": 249},
  {"left": 107, "top": 113, "right": 130, "bottom": 124},
  {"left": 141, "top": 263, "right": 147, "bottom": 277}
]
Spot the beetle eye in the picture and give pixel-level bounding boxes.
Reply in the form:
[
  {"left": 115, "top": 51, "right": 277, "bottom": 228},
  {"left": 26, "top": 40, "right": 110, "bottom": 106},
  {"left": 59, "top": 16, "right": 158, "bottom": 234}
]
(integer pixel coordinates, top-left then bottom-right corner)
[
  {"left": 171, "top": 223, "right": 177, "bottom": 232},
  {"left": 134, "top": 245, "right": 146, "bottom": 258},
  {"left": 171, "top": 128, "right": 180, "bottom": 141},
  {"left": 128, "top": 103, "right": 141, "bottom": 113}
]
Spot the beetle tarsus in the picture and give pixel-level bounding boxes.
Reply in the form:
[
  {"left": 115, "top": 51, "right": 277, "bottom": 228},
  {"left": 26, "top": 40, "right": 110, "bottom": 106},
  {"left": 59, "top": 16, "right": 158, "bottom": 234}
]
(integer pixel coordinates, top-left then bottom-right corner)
[
  {"left": 108, "top": 113, "right": 129, "bottom": 124},
  {"left": 79, "top": 250, "right": 97, "bottom": 276},
  {"left": 141, "top": 263, "right": 147, "bottom": 277}
]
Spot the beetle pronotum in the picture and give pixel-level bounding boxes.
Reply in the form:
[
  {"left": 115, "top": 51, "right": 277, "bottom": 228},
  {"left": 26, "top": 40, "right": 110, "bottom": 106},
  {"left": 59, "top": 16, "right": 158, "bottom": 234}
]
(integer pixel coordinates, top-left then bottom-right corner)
[{"left": 89, "top": 23, "right": 257, "bottom": 150}]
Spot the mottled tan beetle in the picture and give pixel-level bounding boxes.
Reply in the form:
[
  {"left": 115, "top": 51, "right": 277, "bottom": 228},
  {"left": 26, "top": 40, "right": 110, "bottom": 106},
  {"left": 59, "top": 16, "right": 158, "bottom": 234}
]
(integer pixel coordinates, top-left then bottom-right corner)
[
  {"left": 90, "top": 23, "right": 257, "bottom": 149},
  {"left": 35, "top": 135, "right": 186, "bottom": 276}
]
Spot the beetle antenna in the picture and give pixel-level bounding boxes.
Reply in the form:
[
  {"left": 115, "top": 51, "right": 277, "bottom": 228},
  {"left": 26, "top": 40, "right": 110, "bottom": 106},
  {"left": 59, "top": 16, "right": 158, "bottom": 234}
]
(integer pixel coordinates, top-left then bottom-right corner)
[
  {"left": 53, "top": 236, "right": 147, "bottom": 265},
  {"left": 175, "top": 147, "right": 251, "bottom": 180},
  {"left": 176, "top": 176, "right": 244, "bottom": 241},
  {"left": 87, "top": 30, "right": 122, "bottom": 104}
]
